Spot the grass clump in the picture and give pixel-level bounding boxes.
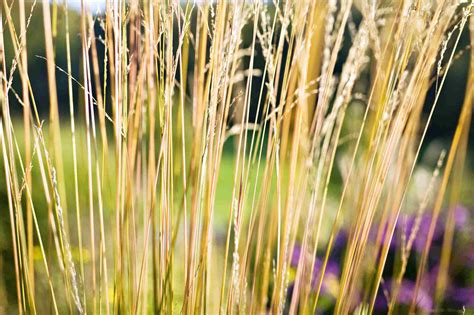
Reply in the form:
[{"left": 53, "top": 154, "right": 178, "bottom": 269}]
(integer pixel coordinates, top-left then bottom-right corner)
[{"left": 0, "top": 0, "right": 473, "bottom": 314}]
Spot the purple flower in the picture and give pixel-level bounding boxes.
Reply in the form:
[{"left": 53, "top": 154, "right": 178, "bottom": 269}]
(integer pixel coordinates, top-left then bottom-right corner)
[
  {"left": 291, "top": 244, "right": 302, "bottom": 267},
  {"left": 289, "top": 205, "right": 472, "bottom": 312},
  {"left": 390, "top": 206, "right": 470, "bottom": 254},
  {"left": 289, "top": 244, "right": 340, "bottom": 297},
  {"left": 311, "top": 258, "right": 340, "bottom": 293},
  {"left": 334, "top": 230, "right": 348, "bottom": 251},
  {"left": 447, "top": 286, "right": 474, "bottom": 307},
  {"left": 375, "top": 279, "right": 433, "bottom": 312},
  {"left": 454, "top": 205, "right": 469, "bottom": 228}
]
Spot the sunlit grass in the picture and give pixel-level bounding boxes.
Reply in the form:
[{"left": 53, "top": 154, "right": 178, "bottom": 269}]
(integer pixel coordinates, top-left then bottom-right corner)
[{"left": 0, "top": 1, "right": 473, "bottom": 314}]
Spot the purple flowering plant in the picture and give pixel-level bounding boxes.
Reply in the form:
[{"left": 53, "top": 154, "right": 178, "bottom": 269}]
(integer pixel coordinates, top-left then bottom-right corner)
[{"left": 287, "top": 206, "right": 473, "bottom": 313}]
